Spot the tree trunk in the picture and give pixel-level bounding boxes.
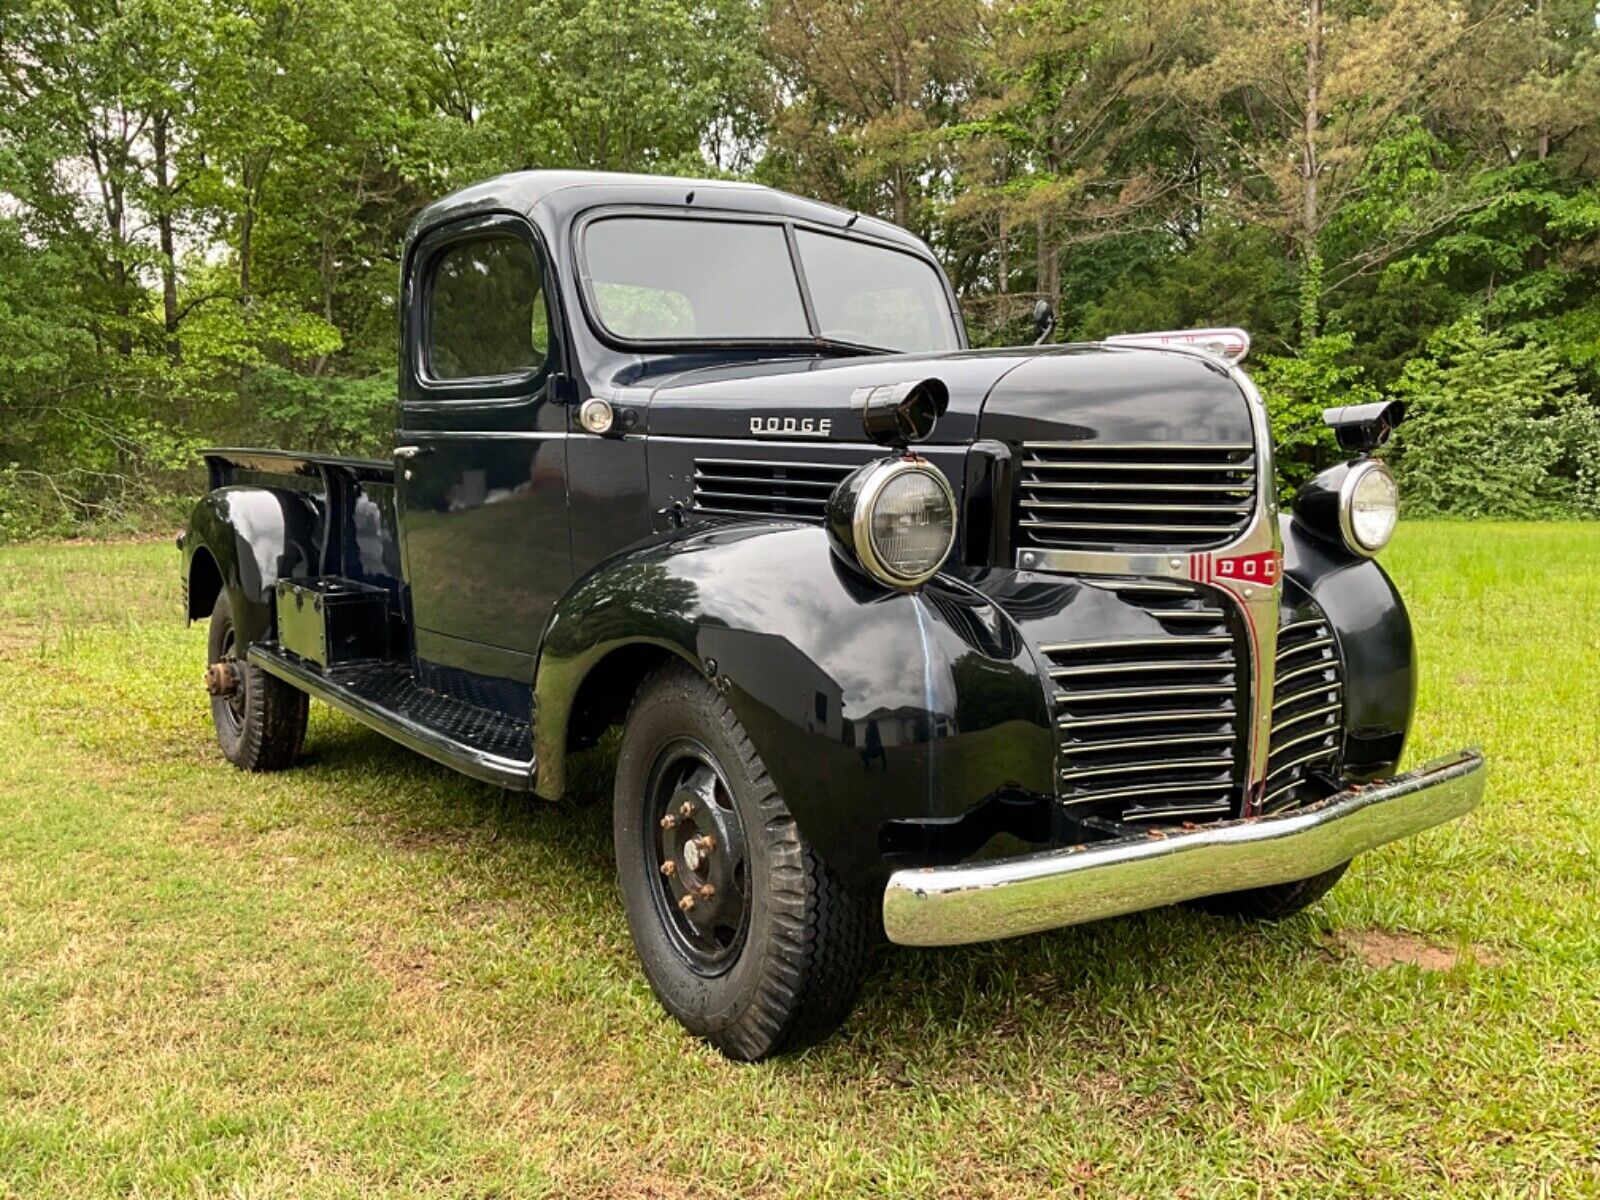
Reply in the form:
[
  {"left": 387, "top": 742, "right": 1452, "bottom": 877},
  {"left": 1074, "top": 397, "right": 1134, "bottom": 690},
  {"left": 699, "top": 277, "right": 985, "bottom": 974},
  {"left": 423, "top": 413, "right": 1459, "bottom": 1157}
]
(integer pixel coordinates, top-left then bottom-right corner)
[
  {"left": 153, "top": 111, "right": 181, "bottom": 364},
  {"left": 109, "top": 183, "right": 133, "bottom": 358},
  {"left": 1300, "top": 0, "right": 1323, "bottom": 337},
  {"left": 1036, "top": 216, "right": 1059, "bottom": 316},
  {"left": 997, "top": 213, "right": 1008, "bottom": 295},
  {"left": 240, "top": 201, "right": 254, "bottom": 304}
]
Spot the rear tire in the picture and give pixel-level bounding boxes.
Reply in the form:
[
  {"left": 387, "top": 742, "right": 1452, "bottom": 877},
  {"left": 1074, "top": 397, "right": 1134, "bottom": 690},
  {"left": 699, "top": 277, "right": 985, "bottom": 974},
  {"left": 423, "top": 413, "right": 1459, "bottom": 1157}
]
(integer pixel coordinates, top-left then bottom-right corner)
[
  {"left": 613, "top": 663, "right": 876, "bottom": 1061},
  {"left": 1186, "top": 859, "right": 1351, "bottom": 921},
  {"left": 207, "top": 592, "right": 308, "bottom": 771}
]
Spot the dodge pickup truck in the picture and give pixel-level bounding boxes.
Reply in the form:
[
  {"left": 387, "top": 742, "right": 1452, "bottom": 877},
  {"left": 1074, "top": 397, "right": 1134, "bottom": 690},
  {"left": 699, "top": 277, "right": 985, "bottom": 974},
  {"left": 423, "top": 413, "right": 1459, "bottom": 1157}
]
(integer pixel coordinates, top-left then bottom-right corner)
[{"left": 179, "top": 170, "right": 1486, "bottom": 1060}]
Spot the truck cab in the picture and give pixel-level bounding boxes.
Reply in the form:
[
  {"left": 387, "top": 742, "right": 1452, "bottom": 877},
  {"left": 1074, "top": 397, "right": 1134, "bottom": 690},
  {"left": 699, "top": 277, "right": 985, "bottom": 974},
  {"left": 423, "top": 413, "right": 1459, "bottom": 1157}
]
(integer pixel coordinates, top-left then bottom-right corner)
[{"left": 180, "top": 170, "right": 1485, "bottom": 1060}]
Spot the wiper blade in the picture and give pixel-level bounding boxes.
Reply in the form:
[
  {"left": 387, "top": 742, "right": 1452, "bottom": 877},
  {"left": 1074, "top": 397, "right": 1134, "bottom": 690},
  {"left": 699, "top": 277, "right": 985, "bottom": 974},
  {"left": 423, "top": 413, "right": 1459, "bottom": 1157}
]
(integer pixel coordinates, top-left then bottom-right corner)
[{"left": 809, "top": 338, "right": 888, "bottom": 357}]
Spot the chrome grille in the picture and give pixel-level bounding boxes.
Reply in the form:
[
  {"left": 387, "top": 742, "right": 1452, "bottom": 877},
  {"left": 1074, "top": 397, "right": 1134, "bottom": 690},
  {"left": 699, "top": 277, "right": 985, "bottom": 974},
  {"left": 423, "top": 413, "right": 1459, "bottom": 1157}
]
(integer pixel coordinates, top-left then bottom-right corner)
[
  {"left": 1263, "top": 604, "right": 1343, "bottom": 812},
  {"left": 1047, "top": 580, "right": 1244, "bottom": 824},
  {"left": 691, "top": 458, "right": 853, "bottom": 522},
  {"left": 1015, "top": 442, "right": 1255, "bottom": 551}
]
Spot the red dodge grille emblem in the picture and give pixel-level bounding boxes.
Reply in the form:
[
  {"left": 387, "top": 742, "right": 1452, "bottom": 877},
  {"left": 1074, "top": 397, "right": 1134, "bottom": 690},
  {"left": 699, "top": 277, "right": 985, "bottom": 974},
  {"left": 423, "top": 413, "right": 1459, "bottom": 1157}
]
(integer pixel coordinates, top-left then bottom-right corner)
[{"left": 1189, "top": 550, "right": 1281, "bottom": 586}]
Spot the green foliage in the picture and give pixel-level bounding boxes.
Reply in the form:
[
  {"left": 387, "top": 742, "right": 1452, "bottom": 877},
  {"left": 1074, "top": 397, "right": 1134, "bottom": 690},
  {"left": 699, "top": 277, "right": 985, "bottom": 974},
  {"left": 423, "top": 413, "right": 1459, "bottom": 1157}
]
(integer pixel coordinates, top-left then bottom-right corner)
[
  {"left": 2, "top": 0, "right": 1599, "bottom": 537},
  {"left": 1251, "top": 333, "right": 1379, "bottom": 498},
  {"left": 1390, "top": 319, "right": 1600, "bottom": 518}
]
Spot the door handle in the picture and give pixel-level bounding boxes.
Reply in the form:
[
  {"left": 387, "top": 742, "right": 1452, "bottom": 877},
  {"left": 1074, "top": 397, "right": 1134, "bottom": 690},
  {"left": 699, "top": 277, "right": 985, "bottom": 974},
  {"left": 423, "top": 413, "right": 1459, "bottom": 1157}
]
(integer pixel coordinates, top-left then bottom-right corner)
[{"left": 393, "top": 445, "right": 432, "bottom": 459}]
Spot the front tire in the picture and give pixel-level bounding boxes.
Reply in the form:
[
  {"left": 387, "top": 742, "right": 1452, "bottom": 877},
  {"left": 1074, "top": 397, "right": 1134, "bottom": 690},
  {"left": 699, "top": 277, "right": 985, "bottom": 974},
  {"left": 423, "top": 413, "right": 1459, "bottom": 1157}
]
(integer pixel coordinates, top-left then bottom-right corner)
[
  {"left": 613, "top": 663, "right": 876, "bottom": 1061},
  {"left": 207, "top": 592, "right": 308, "bottom": 772},
  {"left": 1186, "top": 859, "right": 1351, "bottom": 920}
]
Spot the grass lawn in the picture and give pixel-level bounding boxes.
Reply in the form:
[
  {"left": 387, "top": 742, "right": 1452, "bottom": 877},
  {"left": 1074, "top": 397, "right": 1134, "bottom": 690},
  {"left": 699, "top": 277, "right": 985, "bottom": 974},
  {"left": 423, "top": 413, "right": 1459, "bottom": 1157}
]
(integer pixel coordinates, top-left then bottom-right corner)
[{"left": 0, "top": 523, "right": 1596, "bottom": 1197}]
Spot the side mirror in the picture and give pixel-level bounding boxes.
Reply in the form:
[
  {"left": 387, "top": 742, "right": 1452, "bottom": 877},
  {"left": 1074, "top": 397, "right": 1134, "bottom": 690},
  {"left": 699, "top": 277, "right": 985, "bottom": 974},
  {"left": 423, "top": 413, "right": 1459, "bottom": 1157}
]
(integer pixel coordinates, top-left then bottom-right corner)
[
  {"left": 1322, "top": 401, "right": 1406, "bottom": 453},
  {"left": 1031, "top": 299, "right": 1056, "bottom": 345}
]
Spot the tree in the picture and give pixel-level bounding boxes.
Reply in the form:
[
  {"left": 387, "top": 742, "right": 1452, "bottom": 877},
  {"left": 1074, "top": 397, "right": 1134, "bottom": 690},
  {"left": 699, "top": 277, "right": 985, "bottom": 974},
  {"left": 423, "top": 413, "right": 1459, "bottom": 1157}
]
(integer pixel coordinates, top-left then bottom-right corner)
[
  {"left": 763, "top": 0, "right": 980, "bottom": 234},
  {"left": 946, "top": 0, "right": 1197, "bottom": 321},
  {"left": 1173, "top": 0, "right": 1491, "bottom": 334}
]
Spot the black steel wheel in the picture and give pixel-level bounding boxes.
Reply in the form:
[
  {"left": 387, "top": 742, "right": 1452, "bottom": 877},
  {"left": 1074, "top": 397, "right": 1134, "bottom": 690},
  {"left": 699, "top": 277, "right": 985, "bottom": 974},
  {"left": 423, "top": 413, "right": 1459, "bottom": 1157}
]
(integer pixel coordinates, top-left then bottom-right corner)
[
  {"left": 206, "top": 591, "right": 308, "bottom": 772},
  {"left": 613, "top": 663, "right": 876, "bottom": 1061},
  {"left": 644, "top": 739, "right": 751, "bottom": 973},
  {"left": 1186, "top": 859, "right": 1351, "bottom": 920}
]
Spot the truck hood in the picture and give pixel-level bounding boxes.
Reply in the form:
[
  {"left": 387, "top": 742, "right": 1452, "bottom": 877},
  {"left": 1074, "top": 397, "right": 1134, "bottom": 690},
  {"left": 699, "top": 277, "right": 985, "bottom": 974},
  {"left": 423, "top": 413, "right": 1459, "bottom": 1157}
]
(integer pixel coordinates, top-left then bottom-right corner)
[{"left": 636, "top": 345, "right": 1253, "bottom": 448}]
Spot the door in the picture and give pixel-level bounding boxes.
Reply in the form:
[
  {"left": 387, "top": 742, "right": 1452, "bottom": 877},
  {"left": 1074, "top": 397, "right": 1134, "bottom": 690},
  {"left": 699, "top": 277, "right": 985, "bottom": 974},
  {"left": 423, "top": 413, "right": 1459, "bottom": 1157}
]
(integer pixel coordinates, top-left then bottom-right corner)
[{"left": 395, "top": 215, "right": 572, "bottom": 699}]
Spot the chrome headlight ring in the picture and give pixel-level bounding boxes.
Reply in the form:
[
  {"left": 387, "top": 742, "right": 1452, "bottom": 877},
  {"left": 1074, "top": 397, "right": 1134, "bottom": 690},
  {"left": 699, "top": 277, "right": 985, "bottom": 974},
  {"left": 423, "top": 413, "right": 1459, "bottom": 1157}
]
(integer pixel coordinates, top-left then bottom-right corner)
[
  {"left": 826, "top": 457, "right": 958, "bottom": 589},
  {"left": 1338, "top": 458, "right": 1400, "bottom": 557}
]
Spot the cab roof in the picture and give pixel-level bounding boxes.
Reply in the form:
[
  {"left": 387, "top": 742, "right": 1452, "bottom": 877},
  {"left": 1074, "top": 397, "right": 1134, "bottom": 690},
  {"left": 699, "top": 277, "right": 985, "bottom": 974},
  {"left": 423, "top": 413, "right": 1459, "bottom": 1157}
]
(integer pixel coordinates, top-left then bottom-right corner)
[{"left": 406, "top": 169, "right": 928, "bottom": 255}]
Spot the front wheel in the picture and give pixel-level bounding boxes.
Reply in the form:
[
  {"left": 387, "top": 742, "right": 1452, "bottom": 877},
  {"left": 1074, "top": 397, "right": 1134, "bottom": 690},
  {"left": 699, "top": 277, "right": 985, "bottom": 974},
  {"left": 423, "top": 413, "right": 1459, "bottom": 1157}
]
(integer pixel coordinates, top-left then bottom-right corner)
[
  {"left": 1186, "top": 859, "right": 1351, "bottom": 921},
  {"left": 613, "top": 663, "right": 876, "bottom": 1061},
  {"left": 206, "top": 592, "right": 308, "bottom": 772}
]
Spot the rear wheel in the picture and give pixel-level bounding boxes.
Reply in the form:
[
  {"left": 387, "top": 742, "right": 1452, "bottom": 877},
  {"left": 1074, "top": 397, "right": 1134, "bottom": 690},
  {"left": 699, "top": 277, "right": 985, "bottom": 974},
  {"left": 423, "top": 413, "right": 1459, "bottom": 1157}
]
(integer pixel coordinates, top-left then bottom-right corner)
[
  {"left": 206, "top": 592, "right": 308, "bottom": 771},
  {"left": 613, "top": 663, "right": 876, "bottom": 1061},
  {"left": 1186, "top": 859, "right": 1351, "bottom": 921}
]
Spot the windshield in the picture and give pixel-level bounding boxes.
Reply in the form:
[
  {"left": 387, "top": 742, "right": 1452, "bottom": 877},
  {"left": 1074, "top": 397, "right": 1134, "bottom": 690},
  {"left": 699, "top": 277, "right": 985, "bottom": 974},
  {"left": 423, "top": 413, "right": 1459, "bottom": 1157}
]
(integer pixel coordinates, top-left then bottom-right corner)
[{"left": 581, "top": 215, "right": 959, "bottom": 354}]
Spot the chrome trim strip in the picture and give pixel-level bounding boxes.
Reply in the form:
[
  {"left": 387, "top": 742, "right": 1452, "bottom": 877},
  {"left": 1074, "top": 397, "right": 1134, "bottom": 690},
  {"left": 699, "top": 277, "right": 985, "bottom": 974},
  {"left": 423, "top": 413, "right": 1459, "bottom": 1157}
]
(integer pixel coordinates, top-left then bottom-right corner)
[
  {"left": 1272, "top": 701, "right": 1341, "bottom": 734},
  {"left": 1061, "top": 755, "right": 1235, "bottom": 782},
  {"left": 1050, "top": 660, "right": 1231, "bottom": 679},
  {"left": 1041, "top": 636, "right": 1233, "bottom": 654},
  {"left": 1122, "top": 800, "right": 1231, "bottom": 821},
  {"left": 1274, "top": 660, "right": 1337, "bottom": 689},
  {"left": 1020, "top": 499, "right": 1254, "bottom": 514},
  {"left": 1018, "top": 440, "right": 1256, "bottom": 451},
  {"left": 1065, "top": 732, "right": 1237, "bottom": 754},
  {"left": 1059, "top": 708, "right": 1235, "bottom": 730},
  {"left": 1084, "top": 578, "right": 1197, "bottom": 594},
  {"left": 1278, "top": 635, "right": 1336, "bottom": 659},
  {"left": 1061, "top": 683, "right": 1235, "bottom": 703},
  {"left": 1268, "top": 725, "right": 1339, "bottom": 760},
  {"left": 1062, "top": 779, "right": 1233, "bottom": 805},
  {"left": 882, "top": 752, "right": 1487, "bottom": 946},
  {"left": 1023, "top": 481, "right": 1255, "bottom": 493},
  {"left": 1278, "top": 617, "right": 1327, "bottom": 636},
  {"left": 1020, "top": 519, "right": 1245, "bottom": 535},
  {"left": 1274, "top": 682, "right": 1341, "bottom": 710},
  {"left": 1267, "top": 745, "right": 1339, "bottom": 780},
  {"left": 1020, "top": 459, "right": 1254, "bottom": 472}
]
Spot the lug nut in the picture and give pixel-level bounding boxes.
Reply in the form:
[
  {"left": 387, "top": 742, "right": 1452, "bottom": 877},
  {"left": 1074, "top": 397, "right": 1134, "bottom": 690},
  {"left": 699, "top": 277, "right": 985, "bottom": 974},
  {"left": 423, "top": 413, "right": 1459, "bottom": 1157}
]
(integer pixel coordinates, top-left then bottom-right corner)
[
  {"left": 694, "top": 835, "right": 716, "bottom": 855},
  {"left": 679, "top": 800, "right": 695, "bottom": 818},
  {"left": 697, "top": 883, "right": 716, "bottom": 899},
  {"left": 660, "top": 860, "right": 676, "bottom": 877},
  {"left": 678, "top": 894, "right": 696, "bottom": 912},
  {"left": 659, "top": 814, "right": 677, "bottom": 829}
]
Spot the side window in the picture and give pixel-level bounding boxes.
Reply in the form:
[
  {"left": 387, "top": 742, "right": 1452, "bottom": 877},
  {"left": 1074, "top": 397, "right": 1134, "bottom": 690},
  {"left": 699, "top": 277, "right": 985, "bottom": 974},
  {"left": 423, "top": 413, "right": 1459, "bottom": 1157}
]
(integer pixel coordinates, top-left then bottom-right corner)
[{"left": 426, "top": 234, "right": 549, "bottom": 382}]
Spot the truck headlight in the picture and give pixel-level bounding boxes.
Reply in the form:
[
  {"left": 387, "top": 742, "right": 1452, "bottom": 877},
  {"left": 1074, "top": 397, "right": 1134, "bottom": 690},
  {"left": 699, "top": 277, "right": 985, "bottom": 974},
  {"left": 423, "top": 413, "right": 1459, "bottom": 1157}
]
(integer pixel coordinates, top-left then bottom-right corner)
[
  {"left": 826, "top": 458, "right": 957, "bottom": 588},
  {"left": 1294, "top": 458, "right": 1399, "bottom": 557},
  {"left": 1341, "top": 460, "right": 1399, "bottom": 555}
]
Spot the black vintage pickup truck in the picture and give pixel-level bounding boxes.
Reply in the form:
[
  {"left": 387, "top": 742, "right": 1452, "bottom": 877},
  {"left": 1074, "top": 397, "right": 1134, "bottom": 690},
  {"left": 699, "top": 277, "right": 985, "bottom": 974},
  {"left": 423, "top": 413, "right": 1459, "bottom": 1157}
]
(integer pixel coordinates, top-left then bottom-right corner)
[{"left": 180, "top": 170, "right": 1486, "bottom": 1060}]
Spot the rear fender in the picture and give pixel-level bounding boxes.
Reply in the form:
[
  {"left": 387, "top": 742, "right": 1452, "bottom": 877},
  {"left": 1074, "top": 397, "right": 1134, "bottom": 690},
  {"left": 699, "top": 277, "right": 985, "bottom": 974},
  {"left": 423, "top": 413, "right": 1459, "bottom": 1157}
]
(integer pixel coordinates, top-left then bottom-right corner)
[
  {"left": 182, "top": 486, "right": 322, "bottom": 647},
  {"left": 534, "top": 524, "right": 1056, "bottom": 882}
]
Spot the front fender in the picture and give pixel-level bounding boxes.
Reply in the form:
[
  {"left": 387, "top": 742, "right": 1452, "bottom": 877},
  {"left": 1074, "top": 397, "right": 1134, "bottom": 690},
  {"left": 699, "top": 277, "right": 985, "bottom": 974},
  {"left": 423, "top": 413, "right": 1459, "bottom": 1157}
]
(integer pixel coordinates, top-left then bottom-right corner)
[
  {"left": 183, "top": 486, "right": 322, "bottom": 647},
  {"left": 1281, "top": 515, "right": 1415, "bottom": 778},
  {"left": 534, "top": 524, "right": 1056, "bottom": 882}
]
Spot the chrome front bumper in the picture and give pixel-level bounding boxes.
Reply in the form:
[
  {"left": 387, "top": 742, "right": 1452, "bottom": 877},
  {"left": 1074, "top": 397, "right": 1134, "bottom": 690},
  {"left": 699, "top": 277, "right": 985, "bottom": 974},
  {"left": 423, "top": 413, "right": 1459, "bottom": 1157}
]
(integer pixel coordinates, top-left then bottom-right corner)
[{"left": 882, "top": 751, "right": 1487, "bottom": 947}]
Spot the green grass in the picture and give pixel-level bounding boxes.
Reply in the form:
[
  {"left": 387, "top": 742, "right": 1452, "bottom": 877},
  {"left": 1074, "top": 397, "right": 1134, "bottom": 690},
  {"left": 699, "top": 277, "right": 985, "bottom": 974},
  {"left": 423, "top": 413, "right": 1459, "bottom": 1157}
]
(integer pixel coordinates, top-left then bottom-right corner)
[{"left": 0, "top": 525, "right": 1596, "bottom": 1197}]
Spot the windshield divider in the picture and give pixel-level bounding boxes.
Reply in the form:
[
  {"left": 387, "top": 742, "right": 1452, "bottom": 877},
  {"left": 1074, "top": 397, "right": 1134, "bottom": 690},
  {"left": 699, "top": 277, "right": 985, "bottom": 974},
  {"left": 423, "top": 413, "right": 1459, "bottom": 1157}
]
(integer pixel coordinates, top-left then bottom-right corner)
[{"left": 782, "top": 221, "right": 824, "bottom": 344}]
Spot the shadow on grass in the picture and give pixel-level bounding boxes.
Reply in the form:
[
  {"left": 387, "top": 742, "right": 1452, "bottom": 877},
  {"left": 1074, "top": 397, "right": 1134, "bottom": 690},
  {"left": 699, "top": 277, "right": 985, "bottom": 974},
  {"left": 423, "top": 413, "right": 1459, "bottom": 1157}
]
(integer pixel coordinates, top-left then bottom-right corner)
[{"left": 292, "top": 719, "right": 1335, "bottom": 1073}]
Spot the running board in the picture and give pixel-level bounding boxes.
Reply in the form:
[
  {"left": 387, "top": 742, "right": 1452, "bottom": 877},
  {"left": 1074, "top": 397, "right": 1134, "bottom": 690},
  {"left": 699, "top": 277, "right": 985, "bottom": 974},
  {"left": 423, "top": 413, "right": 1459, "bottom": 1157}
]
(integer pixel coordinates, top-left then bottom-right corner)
[{"left": 249, "top": 644, "right": 535, "bottom": 790}]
